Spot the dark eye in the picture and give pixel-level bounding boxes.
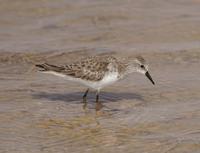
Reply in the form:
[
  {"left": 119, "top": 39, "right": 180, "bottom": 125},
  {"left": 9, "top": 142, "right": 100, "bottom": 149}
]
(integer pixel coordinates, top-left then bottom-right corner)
[{"left": 140, "top": 65, "right": 144, "bottom": 68}]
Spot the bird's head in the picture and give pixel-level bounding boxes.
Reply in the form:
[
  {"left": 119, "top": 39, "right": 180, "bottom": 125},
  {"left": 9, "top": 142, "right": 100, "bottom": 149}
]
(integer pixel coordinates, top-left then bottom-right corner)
[{"left": 125, "top": 56, "right": 155, "bottom": 85}]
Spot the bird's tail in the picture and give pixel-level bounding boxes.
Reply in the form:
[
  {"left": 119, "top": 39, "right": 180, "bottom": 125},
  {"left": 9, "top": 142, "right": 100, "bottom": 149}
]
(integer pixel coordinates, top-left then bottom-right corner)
[{"left": 35, "top": 63, "right": 65, "bottom": 72}]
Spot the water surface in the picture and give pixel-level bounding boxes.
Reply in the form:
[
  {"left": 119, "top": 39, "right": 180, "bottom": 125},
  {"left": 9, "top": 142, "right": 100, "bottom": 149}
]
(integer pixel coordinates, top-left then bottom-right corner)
[{"left": 0, "top": 0, "right": 200, "bottom": 153}]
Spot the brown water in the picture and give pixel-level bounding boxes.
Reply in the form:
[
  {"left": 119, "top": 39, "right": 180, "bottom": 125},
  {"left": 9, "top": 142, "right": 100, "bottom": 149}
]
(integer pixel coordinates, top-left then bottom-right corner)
[{"left": 1, "top": 0, "right": 200, "bottom": 153}]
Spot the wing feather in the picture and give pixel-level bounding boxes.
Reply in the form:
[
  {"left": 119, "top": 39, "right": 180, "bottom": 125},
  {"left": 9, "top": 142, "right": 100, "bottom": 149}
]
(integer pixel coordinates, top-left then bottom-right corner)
[
  {"left": 36, "top": 55, "right": 118, "bottom": 81},
  {"left": 62, "top": 56, "right": 117, "bottom": 81}
]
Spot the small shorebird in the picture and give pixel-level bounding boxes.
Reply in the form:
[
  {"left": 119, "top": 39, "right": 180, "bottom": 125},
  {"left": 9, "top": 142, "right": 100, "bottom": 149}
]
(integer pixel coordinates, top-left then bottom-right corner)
[{"left": 36, "top": 55, "right": 155, "bottom": 109}]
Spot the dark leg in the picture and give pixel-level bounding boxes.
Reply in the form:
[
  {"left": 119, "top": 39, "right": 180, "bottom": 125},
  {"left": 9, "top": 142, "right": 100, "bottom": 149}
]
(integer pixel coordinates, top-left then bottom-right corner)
[
  {"left": 95, "top": 90, "right": 103, "bottom": 111},
  {"left": 82, "top": 88, "right": 89, "bottom": 109},
  {"left": 96, "top": 93, "right": 99, "bottom": 103},
  {"left": 83, "top": 88, "right": 89, "bottom": 100}
]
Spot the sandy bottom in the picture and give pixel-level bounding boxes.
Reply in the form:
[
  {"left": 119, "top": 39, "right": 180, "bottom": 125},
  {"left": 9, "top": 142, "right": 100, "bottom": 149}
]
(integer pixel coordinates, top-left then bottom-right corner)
[
  {"left": 1, "top": 50, "right": 200, "bottom": 153},
  {"left": 0, "top": 0, "right": 200, "bottom": 153}
]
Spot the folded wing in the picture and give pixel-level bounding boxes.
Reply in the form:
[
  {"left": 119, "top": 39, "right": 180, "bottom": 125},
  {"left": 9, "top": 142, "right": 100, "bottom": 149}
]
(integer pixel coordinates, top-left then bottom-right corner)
[{"left": 36, "top": 56, "right": 118, "bottom": 82}]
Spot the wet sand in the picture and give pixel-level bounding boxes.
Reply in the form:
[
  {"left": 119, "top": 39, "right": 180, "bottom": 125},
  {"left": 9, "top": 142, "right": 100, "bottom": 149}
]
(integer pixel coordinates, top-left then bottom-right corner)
[{"left": 1, "top": 0, "right": 200, "bottom": 153}]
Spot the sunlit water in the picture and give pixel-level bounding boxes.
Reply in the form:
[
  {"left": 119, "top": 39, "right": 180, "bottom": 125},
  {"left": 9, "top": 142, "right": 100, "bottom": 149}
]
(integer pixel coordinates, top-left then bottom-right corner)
[{"left": 0, "top": 0, "right": 200, "bottom": 153}]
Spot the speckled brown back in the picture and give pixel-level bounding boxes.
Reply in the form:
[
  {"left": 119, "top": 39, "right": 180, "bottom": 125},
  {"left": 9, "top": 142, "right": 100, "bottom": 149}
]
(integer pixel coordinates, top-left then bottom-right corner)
[{"left": 63, "top": 55, "right": 119, "bottom": 81}]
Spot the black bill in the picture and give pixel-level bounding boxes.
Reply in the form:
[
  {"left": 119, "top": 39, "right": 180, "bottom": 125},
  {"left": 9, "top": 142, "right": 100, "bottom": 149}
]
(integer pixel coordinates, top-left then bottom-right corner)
[{"left": 145, "top": 71, "right": 155, "bottom": 85}]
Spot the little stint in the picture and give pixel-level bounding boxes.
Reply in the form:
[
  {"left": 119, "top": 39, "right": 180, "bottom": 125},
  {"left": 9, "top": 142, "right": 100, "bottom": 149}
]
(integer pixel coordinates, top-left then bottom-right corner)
[{"left": 36, "top": 55, "right": 155, "bottom": 109}]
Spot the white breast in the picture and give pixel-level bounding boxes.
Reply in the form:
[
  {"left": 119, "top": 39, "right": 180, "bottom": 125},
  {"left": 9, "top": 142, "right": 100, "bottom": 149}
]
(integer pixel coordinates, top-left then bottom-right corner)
[
  {"left": 88, "top": 72, "right": 119, "bottom": 90},
  {"left": 71, "top": 72, "right": 119, "bottom": 90},
  {"left": 100, "top": 72, "right": 118, "bottom": 86},
  {"left": 41, "top": 71, "right": 119, "bottom": 90}
]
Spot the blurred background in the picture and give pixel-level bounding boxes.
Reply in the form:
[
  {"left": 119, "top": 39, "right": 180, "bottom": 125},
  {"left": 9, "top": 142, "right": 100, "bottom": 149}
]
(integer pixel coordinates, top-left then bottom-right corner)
[
  {"left": 0, "top": 0, "right": 200, "bottom": 153},
  {"left": 1, "top": 0, "right": 200, "bottom": 52}
]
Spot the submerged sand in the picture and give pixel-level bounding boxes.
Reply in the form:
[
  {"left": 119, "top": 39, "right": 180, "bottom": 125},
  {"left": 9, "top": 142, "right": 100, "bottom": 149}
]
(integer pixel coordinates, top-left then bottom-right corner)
[{"left": 0, "top": 0, "right": 200, "bottom": 153}]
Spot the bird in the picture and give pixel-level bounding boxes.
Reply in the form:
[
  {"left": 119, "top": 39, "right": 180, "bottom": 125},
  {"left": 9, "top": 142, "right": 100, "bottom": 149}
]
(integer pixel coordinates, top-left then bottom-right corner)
[{"left": 35, "top": 55, "right": 155, "bottom": 110}]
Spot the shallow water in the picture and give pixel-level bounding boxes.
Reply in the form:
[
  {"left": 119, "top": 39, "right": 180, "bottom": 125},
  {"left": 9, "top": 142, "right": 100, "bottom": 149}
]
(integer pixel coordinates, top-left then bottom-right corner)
[{"left": 1, "top": 0, "right": 200, "bottom": 153}]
